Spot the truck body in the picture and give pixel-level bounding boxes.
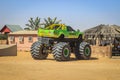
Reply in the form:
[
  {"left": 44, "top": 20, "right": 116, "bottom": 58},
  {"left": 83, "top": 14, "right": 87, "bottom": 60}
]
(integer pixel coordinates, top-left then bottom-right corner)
[
  {"left": 30, "top": 24, "right": 91, "bottom": 61},
  {"left": 38, "top": 24, "right": 83, "bottom": 39}
]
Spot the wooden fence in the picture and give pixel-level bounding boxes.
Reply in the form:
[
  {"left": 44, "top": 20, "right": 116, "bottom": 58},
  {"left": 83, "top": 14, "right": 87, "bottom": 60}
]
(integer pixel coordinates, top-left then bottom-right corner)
[{"left": 0, "top": 40, "right": 7, "bottom": 44}]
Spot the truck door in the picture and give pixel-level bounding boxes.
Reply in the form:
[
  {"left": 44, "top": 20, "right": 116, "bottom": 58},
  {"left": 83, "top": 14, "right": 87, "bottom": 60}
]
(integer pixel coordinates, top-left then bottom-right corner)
[{"left": 67, "top": 26, "right": 76, "bottom": 38}]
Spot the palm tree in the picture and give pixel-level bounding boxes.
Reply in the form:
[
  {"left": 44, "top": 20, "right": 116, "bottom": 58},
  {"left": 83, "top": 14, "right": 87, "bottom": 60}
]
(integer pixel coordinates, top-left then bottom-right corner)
[
  {"left": 44, "top": 17, "right": 61, "bottom": 28},
  {"left": 26, "top": 17, "right": 41, "bottom": 30}
]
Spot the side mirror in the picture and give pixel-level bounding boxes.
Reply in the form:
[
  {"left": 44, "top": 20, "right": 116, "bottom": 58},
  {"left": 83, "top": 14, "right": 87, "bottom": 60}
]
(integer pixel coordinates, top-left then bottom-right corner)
[{"left": 77, "top": 29, "right": 80, "bottom": 32}]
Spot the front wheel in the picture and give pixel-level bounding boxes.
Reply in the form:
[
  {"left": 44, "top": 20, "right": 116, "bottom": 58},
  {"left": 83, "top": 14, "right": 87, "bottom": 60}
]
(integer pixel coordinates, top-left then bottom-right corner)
[
  {"left": 75, "top": 42, "right": 91, "bottom": 60},
  {"left": 52, "top": 42, "right": 71, "bottom": 61}
]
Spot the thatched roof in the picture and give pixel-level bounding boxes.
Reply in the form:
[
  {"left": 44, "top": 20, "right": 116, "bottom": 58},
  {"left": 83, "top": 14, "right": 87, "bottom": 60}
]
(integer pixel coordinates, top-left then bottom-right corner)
[{"left": 84, "top": 24, "right": 120, "bottom": 37}]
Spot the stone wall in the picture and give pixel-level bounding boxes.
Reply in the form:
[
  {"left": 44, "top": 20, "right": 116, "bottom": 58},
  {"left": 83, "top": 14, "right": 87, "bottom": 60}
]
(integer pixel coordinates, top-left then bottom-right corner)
[{"left": 91, "top": 45, "right": 112, "bottom": 58}]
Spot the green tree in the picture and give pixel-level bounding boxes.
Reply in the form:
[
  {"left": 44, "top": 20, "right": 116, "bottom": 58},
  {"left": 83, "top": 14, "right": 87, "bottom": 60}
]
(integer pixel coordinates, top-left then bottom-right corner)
[
  {"left": 0, "top": 34, "right": 8, "bottom": 40},
  {"left": 26, "top": 17, "right": 41, "bottom": 30},
  {"left": 44, "top": 17, "right": 61, "bottom": 28}
]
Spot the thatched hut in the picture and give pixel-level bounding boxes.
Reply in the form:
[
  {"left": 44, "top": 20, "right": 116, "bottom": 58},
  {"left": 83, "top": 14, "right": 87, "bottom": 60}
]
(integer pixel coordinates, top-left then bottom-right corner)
[{"left": 84, "top": 24, "right": 120, "bottom": 46}]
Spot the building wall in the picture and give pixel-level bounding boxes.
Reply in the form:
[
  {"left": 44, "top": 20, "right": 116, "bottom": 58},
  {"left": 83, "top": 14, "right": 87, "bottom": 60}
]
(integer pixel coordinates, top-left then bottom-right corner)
[{"left": 8, "top": 35, "right": 37, "bottom": 51}]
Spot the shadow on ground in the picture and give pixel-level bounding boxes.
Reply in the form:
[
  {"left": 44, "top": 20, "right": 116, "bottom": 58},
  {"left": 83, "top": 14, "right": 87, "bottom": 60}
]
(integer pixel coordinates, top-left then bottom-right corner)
[
  {"left": 44, "top": 57, "right": 98, "bottom": 62},
  {"left": 112, "top": 56, "right": 120, "bottom": 59}
]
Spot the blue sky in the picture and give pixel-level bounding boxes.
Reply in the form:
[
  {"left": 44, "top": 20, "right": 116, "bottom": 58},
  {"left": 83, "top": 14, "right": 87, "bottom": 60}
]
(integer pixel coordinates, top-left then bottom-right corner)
[{"left": 0, "top": 0, "right": 120, "bottom": 31}]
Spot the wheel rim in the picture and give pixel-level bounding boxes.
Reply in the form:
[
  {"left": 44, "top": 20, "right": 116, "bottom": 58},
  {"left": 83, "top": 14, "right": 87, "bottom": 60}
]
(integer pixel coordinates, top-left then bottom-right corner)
[
  {"left": 63, "top": 48, "right": 69, "bottom": 57},
  {"left": 85, "top": 47, "right": 90, "bottom": 56}
]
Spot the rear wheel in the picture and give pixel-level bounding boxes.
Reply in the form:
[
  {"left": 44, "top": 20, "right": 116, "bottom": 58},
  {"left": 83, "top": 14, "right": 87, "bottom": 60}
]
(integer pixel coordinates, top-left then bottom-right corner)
[
  {"left": 59, "top": 34, "right": 64, "bottom": 39},
  {"left": 30, "top": 41, "right": 48, "bottom": 59},
  {"left": 52, "top": 42, "right": 71, "bottom": 61},
  {"left": 75, "top": 42, "right": 91, "bottom": 60}
]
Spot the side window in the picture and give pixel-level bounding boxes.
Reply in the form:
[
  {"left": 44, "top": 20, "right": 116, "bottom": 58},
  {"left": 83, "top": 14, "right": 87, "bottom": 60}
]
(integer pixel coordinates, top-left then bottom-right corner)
[
  {"left": 28, "top": 36, "right": 33, "bottom": 42},
  {"left": 19, "top": 36, "right": 24, "bottom": 43},
  {"left": 10, "top": 36, "right": 15, "bottom": 42},
  {"left": 67, "top": 26, "right": 75, "bottom": 31}
]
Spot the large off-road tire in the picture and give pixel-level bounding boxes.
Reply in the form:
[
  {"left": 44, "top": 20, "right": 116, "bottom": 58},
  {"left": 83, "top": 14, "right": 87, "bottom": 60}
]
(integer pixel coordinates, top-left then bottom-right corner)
[
  {"left": 30, "top": 41, "right": 48, "bottom": 60},
  {"left": 52, "top": 42, "right": 71, "bottom": 61},
  {"left": 31, "top": 41, "right": 38, "bottom": 51},
  {"left": 75, "top": 42, "right": 91, "bottom": 60}
]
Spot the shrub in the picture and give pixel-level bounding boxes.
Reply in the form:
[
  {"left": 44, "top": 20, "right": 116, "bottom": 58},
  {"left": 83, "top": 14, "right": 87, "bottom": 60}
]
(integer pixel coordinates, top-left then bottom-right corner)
[{"left": 0, "top": 34, "right": 8, "bottom": 40}]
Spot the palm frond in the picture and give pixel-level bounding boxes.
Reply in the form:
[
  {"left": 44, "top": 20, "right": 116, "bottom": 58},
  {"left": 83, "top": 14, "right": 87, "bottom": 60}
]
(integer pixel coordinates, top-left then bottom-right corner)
[
  {"left": 44, "top": 17, "right": 61, "bottom": 27},
  {"left": 25, "top": 17, "right": 41, "bottom": 30}
]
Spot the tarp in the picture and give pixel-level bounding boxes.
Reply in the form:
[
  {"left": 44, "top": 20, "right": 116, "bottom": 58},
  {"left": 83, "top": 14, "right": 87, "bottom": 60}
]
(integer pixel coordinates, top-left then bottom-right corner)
[{"left": 0, "top": 45, "right": 17, "bottom": 56}]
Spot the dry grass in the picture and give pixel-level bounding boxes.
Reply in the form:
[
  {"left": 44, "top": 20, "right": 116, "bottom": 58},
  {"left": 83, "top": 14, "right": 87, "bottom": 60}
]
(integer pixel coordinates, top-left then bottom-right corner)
[{"left": 0, "top": 52, "right": 120, "bottom": 80}]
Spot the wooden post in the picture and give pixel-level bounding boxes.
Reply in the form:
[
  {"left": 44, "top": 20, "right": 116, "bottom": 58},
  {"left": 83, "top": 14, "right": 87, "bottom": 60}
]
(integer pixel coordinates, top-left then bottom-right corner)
[
  {"left": 96, "top": 38, "right": 99, "bottom": 46},
  {"left": 108, "top": 44, "right": 112, "bottom": 58}
]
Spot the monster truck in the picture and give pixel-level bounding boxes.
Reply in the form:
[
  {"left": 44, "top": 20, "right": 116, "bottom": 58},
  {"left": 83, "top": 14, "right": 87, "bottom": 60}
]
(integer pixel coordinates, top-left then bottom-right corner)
[{"left": 30, "top": 24, "right": 91, "bottom": 61}]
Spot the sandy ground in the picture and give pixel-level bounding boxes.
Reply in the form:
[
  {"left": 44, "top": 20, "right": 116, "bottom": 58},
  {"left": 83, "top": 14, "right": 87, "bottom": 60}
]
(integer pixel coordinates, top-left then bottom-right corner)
[{"left": 0, "top": 52, "right": 120, "bottom": 80}]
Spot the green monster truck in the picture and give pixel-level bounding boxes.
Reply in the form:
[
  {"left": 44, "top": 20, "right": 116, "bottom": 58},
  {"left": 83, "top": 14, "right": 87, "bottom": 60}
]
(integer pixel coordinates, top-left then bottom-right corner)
[{"left": 30, "top": 24, "right": 91, "bottom": 61}]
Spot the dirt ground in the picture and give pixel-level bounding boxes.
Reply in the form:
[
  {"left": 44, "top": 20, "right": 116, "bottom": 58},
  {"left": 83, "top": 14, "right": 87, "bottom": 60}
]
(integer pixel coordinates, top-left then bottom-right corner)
[{"left": 0, "top": 52, "right": 120, "bottom": 80}]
